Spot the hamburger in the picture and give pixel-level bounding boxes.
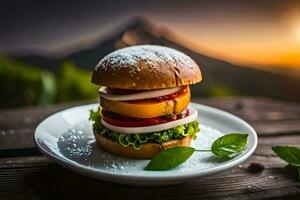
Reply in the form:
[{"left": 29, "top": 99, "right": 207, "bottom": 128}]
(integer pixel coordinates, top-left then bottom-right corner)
[{"left": 89, "top": 45, "right": 202, "bottom": 159}]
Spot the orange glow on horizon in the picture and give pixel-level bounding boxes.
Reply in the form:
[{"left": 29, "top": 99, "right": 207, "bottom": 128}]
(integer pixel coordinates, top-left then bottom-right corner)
[
  {"left": 166, "top": 27, "right": 300, "bottom": 69},
  {"left": 153, "top": 9, "right": 300, "bottom": 69},
  {"left": 167, "top": 33, "right": 300, "bottom": 69}
]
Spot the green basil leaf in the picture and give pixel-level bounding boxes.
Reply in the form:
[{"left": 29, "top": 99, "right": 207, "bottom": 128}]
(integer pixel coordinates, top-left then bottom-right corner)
[
  {"left": 145, "top": 147, "right": 195, "bottom": 171},
  {"left": 211, "top": 133, "right": 248, "bottom": 158},
  {"left": 298, "top": 168, "right": 300, "bottom": 181},
  {"left": 272, "top": 146, "right": 300, "bottom": 167}
]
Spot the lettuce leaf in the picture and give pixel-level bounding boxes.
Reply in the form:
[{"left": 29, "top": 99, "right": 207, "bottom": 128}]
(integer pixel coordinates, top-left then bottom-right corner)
[
  {"left": 89, "top": 107, "right": 200, "bottom": 150},
  {"left": 89, "top": 107, "right": 103, "bottom": 130}
]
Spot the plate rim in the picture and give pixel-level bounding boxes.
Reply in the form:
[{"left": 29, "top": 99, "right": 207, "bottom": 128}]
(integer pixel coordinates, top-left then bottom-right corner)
[{"left": 34, "top": 102, "right": 258, "bottom": 182}]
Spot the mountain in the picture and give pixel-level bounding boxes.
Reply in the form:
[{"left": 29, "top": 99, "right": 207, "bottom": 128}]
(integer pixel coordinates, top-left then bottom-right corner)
[{"left": 12, "top": 17, "right": 300, "bottom": 102}]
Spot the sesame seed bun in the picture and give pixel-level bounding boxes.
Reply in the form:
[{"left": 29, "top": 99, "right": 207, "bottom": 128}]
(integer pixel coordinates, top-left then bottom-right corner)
[
  {"left": 91, "top": 45, "right": 202, "bottom": 90},
  {"left": 93, "top": 129, "right": 193, "bottom": 159}
]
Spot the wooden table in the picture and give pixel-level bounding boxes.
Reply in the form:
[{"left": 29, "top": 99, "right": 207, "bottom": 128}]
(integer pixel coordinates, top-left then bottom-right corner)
[{"left": 1, "top": 97, "right": 300, "bottom": 200}]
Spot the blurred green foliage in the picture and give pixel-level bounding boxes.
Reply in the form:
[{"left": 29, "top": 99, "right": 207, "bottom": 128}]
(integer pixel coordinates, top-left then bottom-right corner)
[
  {"left": 0, "top": 56, "right": 98, "bottom": 108},
  {"left": 199, "top": 82, "right": 241, "bottom": 97},
  {"left": 56, "top": 60, "right": 98, "bottom": 102},
  {"left": 0, "top": 56, "right": 56, "bottom": 107}
]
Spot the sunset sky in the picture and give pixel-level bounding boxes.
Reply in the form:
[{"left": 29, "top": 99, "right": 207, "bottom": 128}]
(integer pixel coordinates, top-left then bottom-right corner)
[
  {"left": 146, "top": 1, "right": 300, "bottom": 68},
  {"left": 0, "top": 0, "right": 299, "bottom": 69}
]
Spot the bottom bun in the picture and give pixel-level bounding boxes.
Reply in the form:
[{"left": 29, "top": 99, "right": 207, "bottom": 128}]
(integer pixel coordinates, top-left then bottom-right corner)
[{"left": 93, "top": 129, "right": 192, "bottom": 159}]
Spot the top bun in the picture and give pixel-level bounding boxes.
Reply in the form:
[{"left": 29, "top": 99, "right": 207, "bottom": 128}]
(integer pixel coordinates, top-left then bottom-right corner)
[{"left": 91, "top": 45, "right": 202, "bottom": 90}]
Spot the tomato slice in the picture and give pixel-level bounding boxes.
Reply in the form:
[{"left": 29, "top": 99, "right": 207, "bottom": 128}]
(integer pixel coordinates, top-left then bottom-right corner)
[{"left": 101, "top": 109, "right": 189, "bottom": 127}]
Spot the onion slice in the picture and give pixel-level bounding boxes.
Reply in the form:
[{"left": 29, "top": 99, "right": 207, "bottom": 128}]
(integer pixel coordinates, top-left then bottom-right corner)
[
  {"left": 99, "top": 86, "right": 181, "bottom": 101},
  {"left": 101, "top": 106, "right": 198, "bottom": 134}
]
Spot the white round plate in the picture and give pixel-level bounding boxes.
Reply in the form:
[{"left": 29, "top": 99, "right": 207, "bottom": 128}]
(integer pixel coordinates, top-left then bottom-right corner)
[{"left": 34, "top": 102, "right": 257, "bottom": 186}]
